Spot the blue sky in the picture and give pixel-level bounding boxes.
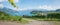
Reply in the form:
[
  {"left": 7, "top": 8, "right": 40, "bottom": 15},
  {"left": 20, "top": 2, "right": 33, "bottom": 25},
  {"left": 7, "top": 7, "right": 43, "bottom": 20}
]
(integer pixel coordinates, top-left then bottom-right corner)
[{"left": 0, "top": 0, "right": 60, "bottom": 11}]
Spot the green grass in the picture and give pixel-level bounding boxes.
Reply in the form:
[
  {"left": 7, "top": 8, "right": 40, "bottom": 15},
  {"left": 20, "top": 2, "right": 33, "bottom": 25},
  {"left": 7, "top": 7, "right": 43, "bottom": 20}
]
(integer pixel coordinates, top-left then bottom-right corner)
[
  {"left": 0, "top": 11, "right": 29, "bottom": 23},
  {"left": 20, "top": 18, "right": 29, "bottom": 24},
  {"left": 25, "top": 17, "right": 60, "bottom": 21},
  {"left": 0, "top": 16, "right": 29, "bottom": 23}
]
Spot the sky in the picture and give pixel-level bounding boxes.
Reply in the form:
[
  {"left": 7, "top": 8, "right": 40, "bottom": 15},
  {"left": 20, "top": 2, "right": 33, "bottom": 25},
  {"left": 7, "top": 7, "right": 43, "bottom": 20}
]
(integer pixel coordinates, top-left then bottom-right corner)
[{"left": 0, "top": 0, "right": 60, "bottom": 11}]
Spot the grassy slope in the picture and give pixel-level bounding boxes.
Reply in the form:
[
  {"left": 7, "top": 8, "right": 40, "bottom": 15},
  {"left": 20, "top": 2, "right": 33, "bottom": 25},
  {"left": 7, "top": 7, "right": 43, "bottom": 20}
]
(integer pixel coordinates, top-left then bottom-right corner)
[{"left": 0, "top": 11, "right": 29, "bottom": 23}]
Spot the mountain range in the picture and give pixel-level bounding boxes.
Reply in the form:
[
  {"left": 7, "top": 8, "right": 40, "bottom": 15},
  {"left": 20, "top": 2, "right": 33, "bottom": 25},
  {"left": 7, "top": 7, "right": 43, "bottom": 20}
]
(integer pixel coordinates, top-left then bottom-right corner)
[{"left": 0, "top": 7, "right": 60, "bottom": 16}]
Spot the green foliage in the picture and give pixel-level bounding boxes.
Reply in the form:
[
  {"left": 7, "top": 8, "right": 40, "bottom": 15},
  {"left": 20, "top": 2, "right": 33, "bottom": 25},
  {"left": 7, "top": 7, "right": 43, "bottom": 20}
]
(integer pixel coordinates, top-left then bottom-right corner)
[
  {"left": 32, "top": 15, "right": 45, "bottom": 18},
  {"left": 0, "top": 11, "right": 22, "bottom": 21},
  {"left": 30, "top": 11, "right": 60, "bottom": 21},
  {"left": 23, "top": 15, "right": 32, "bottom": 18},
  {"left": 30, "top": 10, "right": 46, "bottom": 18},
  {"left": 0, "top": 11, "right": 29, "bottom": 23},
  {"left": 47, "top": 12, "right": 60, "bottom": 19}
]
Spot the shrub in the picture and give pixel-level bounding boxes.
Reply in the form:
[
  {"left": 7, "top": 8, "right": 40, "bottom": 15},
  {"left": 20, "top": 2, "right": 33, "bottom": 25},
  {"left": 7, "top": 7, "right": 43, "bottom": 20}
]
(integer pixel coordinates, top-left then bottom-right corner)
[{"left": 0, "top": 11, "right": 22, "bottom": 21}]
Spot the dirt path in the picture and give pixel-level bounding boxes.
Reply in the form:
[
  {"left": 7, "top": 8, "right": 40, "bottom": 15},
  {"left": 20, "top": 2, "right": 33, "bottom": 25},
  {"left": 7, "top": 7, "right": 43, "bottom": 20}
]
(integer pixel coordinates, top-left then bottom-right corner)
[
  {"left": 0, "top": 20, "right": 60, "bottom": 25},
  {"left": 0, "top": 21, "right": 23, "bottom": 25},
  {"left": 23, "top": 18, "right": 60, "bottom": 25},
  {"left": 24, "top": 20, "right": 60, "bottom": 25}
]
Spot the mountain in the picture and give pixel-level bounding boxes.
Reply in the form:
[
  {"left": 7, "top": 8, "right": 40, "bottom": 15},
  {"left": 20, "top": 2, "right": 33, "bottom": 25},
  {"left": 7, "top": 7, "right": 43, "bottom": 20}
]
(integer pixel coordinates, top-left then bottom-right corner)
[
  {"left": 56, "top": 9, "right": 60, "bottom": 12},
  {"left": 0, "top": 7, "right": 60, "bottom": 16},
  {"left": 0, "top": 7, "right": 33, "bottom": 16},
  {"left": 30, "top": 9, "right": 60, "bottom": 13},
  {"left": 0, "top": 7, "right": 20, "bottom": 16}
]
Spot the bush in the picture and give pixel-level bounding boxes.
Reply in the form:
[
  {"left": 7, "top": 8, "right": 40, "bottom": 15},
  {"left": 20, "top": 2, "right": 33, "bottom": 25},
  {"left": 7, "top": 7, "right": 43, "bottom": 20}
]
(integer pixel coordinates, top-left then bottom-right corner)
[
  {"left": 47, "top": 12, "right": 60, "bottom": 19},
  {"left": 0, "top": 11, "right": 22, "bottom": 21}
]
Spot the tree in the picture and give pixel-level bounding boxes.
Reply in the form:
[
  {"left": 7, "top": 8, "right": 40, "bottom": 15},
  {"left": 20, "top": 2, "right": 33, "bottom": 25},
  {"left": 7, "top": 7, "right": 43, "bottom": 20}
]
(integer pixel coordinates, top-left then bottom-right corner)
[{"left": 30, "top": 10, "right": 46, "bottom": 18}]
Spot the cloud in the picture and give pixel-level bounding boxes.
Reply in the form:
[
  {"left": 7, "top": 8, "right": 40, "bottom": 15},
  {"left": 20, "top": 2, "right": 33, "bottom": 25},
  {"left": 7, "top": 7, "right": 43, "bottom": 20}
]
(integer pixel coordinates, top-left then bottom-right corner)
[
  {"left": 0, "top": 0, "right": 19, "bottom": 3},
  {"left": 14, "top": 0, "right": 19, "bottom": 3},
  {"left": 10, "top": 7, "right": 28, "bottom": 11},
  {"left": 0, "top": 4, "right": 4, "bottom": 8},
  {"left": 38, "top": 5, "right": 53, "bottom": 10},
  {"left": 38, "top": 5, "right": 60, "bottom": 10},
  {"left": 0, "top": 0, "right": 4, "bottom": 2},
  {"left": 0, "top": 0, "right": 7, "bottom": 2},
  {"left": 11, "top": 5, "right": 60, "bottom": 11}
]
